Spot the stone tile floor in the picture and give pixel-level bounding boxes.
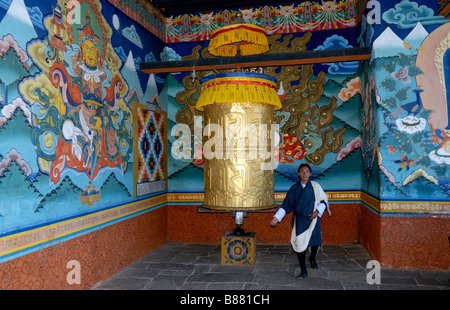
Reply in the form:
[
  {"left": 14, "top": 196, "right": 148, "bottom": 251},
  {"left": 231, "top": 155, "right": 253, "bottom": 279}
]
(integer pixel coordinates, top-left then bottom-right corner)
[{"left": 92, "top": 242, "right": 449, "bottom": 290}]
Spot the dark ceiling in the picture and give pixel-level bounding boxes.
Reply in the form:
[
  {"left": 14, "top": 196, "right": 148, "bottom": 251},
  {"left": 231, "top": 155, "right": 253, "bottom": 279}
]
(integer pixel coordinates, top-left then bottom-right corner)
[{"left": 150, "top": 0, "right": 300, "bottom": 16}]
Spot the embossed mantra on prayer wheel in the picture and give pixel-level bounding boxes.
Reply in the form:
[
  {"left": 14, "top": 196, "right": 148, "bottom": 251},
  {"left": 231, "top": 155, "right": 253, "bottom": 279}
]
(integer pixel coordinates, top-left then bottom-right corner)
[{"left": 196, "top": 72, "right": 282, "bottom": 211}]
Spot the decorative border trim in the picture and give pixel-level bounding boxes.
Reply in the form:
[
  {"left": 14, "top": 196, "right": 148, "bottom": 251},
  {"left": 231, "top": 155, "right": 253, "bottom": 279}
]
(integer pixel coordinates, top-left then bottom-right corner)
[
  {"left": 379, "top": 200, "right": 450, "bottom": 213},
  {"left": 105, "top": 0, "right": 365, "bottom": 44},
  {"left": 168, "top": 191, "right": 362, "bottom": 204},
  {"left": 168, "top": 191, "right": 450, "bottom": 215},
  {"left": 361, "top": 192, "right": 450, "bottom": 215},
  {"left": 165, "top": 1, "right": 365, "bottom": 43}
]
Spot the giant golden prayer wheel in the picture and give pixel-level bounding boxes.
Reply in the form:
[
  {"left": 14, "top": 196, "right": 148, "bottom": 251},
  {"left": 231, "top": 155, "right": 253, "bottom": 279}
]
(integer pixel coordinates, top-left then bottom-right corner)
[{"left": 196, "top": 72, "right": 282, "bottom": 211}]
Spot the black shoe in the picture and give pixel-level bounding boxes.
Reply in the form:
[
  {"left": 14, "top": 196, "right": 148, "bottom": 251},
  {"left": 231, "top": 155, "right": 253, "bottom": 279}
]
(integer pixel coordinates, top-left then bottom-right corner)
[
  {"left": 309, "top": 256, "right": 318, "bottom": 269},
  {"left": 297, "top": 270, "right": 308, "bottom": 279}
]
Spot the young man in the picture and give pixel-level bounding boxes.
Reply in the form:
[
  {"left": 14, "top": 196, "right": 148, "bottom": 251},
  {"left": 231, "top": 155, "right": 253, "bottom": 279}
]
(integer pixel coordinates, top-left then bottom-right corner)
[{"left": 270, "top": 163, "right": 330, "bottom": 279}]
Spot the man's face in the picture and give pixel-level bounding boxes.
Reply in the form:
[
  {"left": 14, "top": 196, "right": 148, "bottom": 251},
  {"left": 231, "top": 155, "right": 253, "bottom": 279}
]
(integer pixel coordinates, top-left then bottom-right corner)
[{"left": 298, "top": 166, "right": 311, "bottom": 183}]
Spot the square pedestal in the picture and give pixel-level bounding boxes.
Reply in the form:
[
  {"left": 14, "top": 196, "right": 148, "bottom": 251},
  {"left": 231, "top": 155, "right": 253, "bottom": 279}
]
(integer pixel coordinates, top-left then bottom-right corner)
[{"left": 221, "top": 232, "right": 256, "bottom": 265}]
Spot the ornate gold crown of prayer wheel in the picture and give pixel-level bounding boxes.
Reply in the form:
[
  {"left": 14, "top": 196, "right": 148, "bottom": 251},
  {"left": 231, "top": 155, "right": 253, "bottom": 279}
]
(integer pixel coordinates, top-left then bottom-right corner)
[{"left": 196, "top": 72, "right": 281, "bottom": 211}]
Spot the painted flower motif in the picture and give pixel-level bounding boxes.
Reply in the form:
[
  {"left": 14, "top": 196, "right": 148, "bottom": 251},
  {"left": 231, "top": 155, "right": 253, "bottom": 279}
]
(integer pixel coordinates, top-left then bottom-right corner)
[
  {"left": 227, "top": 239, "right": 249, "bottom": 262},
  {"left": 391, "top": 66, "right": 411, "bottom": 84},
  {"left": 387, "top": 145, "right": 396, "bottom": 154},
  {"left": 394, "top": 154, "right": 414, "bottom": 172},
  {"left": 396, "top": 116, "right": 426, "bottom": 134}
]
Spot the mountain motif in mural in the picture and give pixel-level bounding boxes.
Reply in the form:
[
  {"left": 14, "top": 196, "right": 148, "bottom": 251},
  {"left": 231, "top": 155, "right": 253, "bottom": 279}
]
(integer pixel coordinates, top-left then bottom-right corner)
[
  {"left": 0, "top": 35, "right": 31, "bottom": 106},
  {"left": 273, "top": 169, "right": 297, "bottom": 192},
  {"left": 99, "top": 172, "right": 131, "bottom": 204},
  {"left": 0, "top": 106, "right": 38, "bottom": 175},
  {"left": 334, "top": 93, "right": 363, "bottom": 132},
  {"left": 168, "top": 162, "right": 204, "bottom": 192},
  {"left": 377, "top": 163, "right": 450, "bottom": 199},
  {"left": 0, "top": 159, "right": 43, "bottom": 231},
  {"left": 36, "top": 175, "right": 83, "bottom": 214},
  {"left": 314, "top": 146, "right": 364, "bottom": 191}
]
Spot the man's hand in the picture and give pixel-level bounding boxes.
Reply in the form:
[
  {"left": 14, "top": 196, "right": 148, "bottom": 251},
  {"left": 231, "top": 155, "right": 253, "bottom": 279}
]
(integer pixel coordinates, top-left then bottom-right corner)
[
  {"left": 309, "top": 210, "right": 319, "bottom": 220},
  {"left": 270, "top": 217, "right": 278, "bottom": 227}
]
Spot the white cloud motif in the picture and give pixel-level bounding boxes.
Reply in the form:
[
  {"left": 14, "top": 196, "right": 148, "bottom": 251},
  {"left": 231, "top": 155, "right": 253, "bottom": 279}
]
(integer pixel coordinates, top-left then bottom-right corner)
[
  {"left": 122, "top": 24, "right": 143, "bottom": 48},
  {"left": 160, "top": 46, "right": 181, "bottom": 62},
  {"left": 382, "top": 0, "right": 448, "bottom": 29}
]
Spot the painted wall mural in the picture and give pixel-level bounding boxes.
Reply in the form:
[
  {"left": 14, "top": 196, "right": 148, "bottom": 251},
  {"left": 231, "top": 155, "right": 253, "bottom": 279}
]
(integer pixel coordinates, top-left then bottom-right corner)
[
  {"left": 366, "top": 0, "right": 450, "bottom": 202},
  {"left": 0, "top": 0, "right": 165, "bottom": 235},
  {"left": 21, "top": 2, "right": 131, "bottom": 198}
]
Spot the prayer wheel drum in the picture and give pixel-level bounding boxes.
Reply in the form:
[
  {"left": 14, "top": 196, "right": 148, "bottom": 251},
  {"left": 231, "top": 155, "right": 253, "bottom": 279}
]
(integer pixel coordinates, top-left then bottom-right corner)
[{"left": 196, "top": 72, "right": 282, "bottom": 211}]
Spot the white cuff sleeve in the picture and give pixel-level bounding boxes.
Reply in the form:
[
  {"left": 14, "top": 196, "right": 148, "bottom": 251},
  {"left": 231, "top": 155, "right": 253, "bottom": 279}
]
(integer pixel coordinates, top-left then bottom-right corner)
[
  {"left": 316, "top": 202, "right": 326, "bottom": 218},
  {"left": 274, "top": 208, "right": 286, "bottom": 222}
]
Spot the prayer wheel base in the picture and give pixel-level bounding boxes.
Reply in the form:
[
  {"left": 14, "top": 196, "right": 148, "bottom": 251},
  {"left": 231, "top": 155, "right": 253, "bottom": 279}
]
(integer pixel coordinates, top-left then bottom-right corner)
[{"left": 221, "top": 231, "right": 256, "bottom": 265}]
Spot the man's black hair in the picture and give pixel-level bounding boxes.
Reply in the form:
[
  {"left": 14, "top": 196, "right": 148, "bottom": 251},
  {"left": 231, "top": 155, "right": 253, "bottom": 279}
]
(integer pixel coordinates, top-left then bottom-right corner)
[{"left": 298, "top": 163, "right": 312, "bottom": 173}]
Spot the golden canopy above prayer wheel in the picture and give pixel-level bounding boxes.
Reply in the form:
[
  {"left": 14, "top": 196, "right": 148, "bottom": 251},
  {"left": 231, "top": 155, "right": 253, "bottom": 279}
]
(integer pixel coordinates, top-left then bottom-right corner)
[
  {"left": 208, "top": 12, "right": 269, "bottom": 57},
  {"left": 209, "top": 23, "right": 269, "bottom": 57},
  {"left": 196, "top": 72, "right": 281, "bottom": 211}
]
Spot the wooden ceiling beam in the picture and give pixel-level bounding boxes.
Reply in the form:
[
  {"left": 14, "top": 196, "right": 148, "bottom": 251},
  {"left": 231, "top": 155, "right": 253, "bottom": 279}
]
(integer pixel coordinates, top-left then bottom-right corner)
[
  {"left": 438, "top": 1, "right": 450, "bottom": 17},
  {"left": 139, "top": 47, "right": 371, "bottom": 74}
]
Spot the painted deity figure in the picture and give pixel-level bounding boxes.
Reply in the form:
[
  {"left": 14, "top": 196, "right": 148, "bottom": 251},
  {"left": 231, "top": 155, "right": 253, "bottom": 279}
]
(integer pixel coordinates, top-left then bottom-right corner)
[
  {"left": 416, "top": 23, "right": 450, "bottom": 162},
  {"left": 21, "top": 0, "right": 131, "bottom": 207},
  {"left": 72, "top": 14, "right": 108, "bottom": 177}
]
